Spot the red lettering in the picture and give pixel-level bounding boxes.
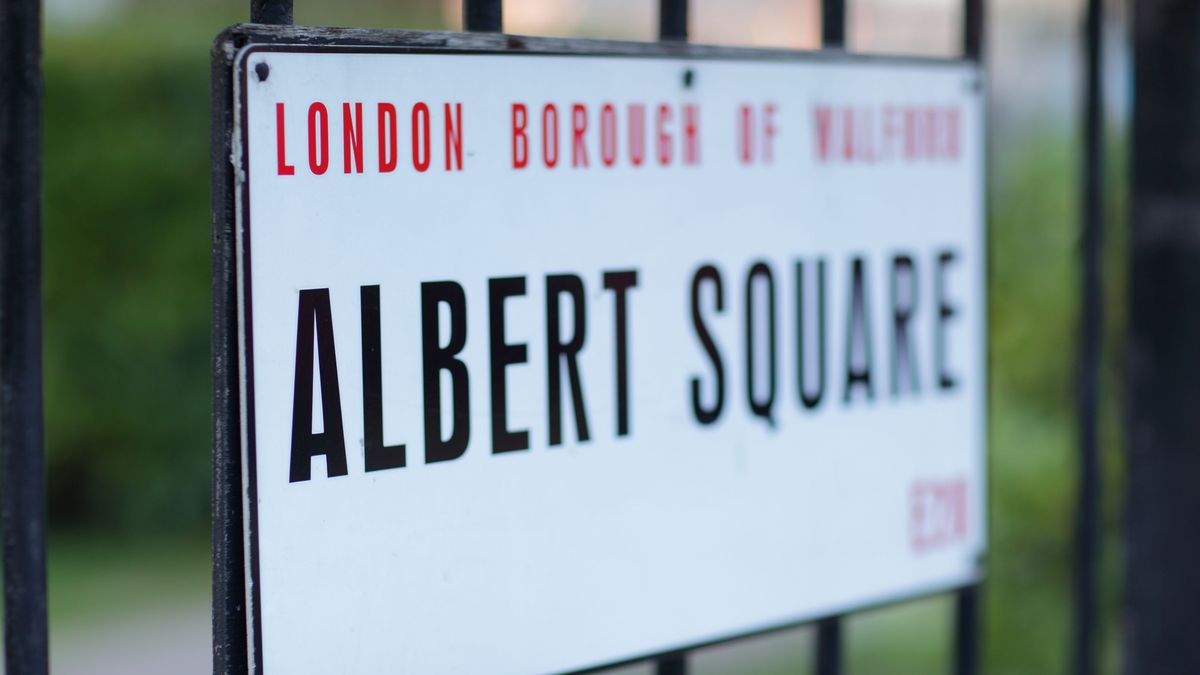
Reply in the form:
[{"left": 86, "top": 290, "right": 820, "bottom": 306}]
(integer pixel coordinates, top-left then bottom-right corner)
[
  {"left": 412, "top": 102, "right": 431, "bottom": 172},
  {"left": 307, "top": 102, "right": 329, "bottom": 175},
  {"left": 276, "top": 103, "right": 295, "bottom": 176},
  {"left": 629, "top": 104, "right": 646, "bottom": 167},
  {"left": 600, "top": 103, "right": 617, "bottom": 167},
  {"left": 924, "top": 108, "right": 938, "bottom": 160},
  {"left": 814, "top": 105, "right": 833, "bottom": 162},
  {"left": 862, "top": 108, "right": 876, "bottom": 162},
  {"left": 656, "top": 104, "right": 672, "bottom": 166},
  {"left": 378, "top": 103, "right": 397, "bottom": 173},
  {"left": 512, "top": 103, "right": 528, "bottom": 169},
  {"left": 342, "top": 102, "right": 363, "bottom": 174},
  {"left": 842, "top": 108, "right": 855, "bottom": 161},
  {"left": 810, "top": 103, "right": 962, "bottom": 166},
  {"left": 738, "top": 104, "right": 754, "bottom": 164},
  {"left": 445, "top": 103, "right": 463, "bottom": 171},
  {"left": 762, "top": 104, "right": 776, "bottom": 164},
  {"left": 542, "top": 104, "right": 559, "bottom": 168},
  {"left": 572, "top": 104, "right": 589, "bottom": 167},
  {"left": 904, "top": 109, "right": 919, "bottom": 160},
  {"left": 881, "top": 106, "right": 900, "bottom": 161},
  {"left": 683, "top": 104, "right": 699, "bottom": 165},
  {"left": 911, "top": 478, "right": 969, "bottom": 552}
]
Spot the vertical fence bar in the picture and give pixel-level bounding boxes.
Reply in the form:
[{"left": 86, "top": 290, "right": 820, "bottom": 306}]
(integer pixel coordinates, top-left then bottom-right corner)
[
  {"left": 815, "top": 617, "right": 842, "bottom": 675},
  {"left": 655, "top": 0, "right": 687, "bottom": 669},
  {"left": 954, "top": 586, "right": 979, "bottom": 675},
  {"left": 656, "top": 651, "right": 687, "bottom": 675},
  {"left": 954, "top": 3, "right": 985, "bottom": 675},
  {"left": 963, "top": 0, "right": 983, "bottom": 61},
  {"left": 817, "top": 2, "right": 846, "bottom": 669},
  {"left": 0, "top": 0, "right": 49, "bottom": 673},
  {"left": 212, "top": 41, "right": 248, "bottom": 675},
  {"left": 1128, "top": 0, "right": 1200, "bottom": 671},
  {"left": 464, "top": 0, "right": 502, "bottom": 33},
  {"left": 1073, "top": 0, "right": 1103, "bottom": 672},
  {"left": 251, "top": 0, "right": 293, "bottom": 24},
  {"left": 214, "top": 4, "right": 295, "bottom": 672},
  {"left": 821, "top": 0, "right": 845, "bottom": 47},
  {"left": 659, "top": 0, "right": 687, "bottom": 42}
]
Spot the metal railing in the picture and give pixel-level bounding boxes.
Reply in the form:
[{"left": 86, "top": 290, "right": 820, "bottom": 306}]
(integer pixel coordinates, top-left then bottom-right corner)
[
  {"left": 0, "top": 0, "right": 1118, "bottom": 673},
  {"left": 0, "top": 1, "right": 49, "bottom": 674}
]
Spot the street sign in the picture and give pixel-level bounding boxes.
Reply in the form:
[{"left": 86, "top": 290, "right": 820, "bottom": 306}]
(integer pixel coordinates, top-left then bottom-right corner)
[{"left": 222, "top": 35, "right": 985, "bottom": 674}]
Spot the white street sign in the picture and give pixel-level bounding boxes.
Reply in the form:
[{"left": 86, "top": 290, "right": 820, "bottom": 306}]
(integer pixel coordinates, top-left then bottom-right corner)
[{"left": 233, "top": 44, "right": 986, "bottom": 674}]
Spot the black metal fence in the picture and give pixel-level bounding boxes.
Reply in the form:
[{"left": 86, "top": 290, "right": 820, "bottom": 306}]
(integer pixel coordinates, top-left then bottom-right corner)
[
  {"left": 0, "top": 0, "right": 49, "bottom": 673},
  {"left": 0, "top": 0, "right": 1123, "bottom": 673}
]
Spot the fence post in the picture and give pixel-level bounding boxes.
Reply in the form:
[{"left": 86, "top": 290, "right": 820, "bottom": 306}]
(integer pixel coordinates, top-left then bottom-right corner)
[
  {"left": 954, "top": 585, "right": 979, "bottom": 675},
  {"left": 214, "top": 5, "right": 297, "bottom": 673},
  {"left": 251, "top": 0, "right": 293, "bottom": 24},
  {"left": 651, "top": 1, "right": 688, "bottom": 671},
  {"left": 660, "top": 0, "right": 687, "bottom": 42},
  {"left": 464, "top": 0, "right": 502, "bottom": 33},
  {"left": 822, "top": 0, "right": 845, "bottom": 47},
  {"left": 0, "top": 0, "right": 49, "bottom": 673},
  {"left": 1127, "top": 1, "right": 1200, "bottom": 673},
  {"left": 952, "top": 3, "right": 985, "bottom": 675},
  {"left": 963, "top": 0, "right": 982, "bottom": 61},
  {"left": 815, "top": 618, "right": 843, "bottom": 675},
  {"left": 814, "top": 3, "right": 847, "bottom": 673},
  {"left": 1073, "top": 0, "right": 1103, "bottom": 673},
  {"left": 656, "top": 651, "right": 687, "bottom": 675},
  {"left": 211, "top": 58, "right": 249, "bottom": 675}
]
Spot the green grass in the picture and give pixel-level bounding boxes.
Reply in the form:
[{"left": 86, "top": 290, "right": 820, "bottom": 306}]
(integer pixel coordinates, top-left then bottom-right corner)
[{"left": 46, "top": 534, "right": 209, "bottom": 630}]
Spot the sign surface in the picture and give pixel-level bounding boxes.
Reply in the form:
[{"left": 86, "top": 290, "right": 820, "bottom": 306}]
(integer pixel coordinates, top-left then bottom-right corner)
[{"left": 232, "top": 43, "right": 986, "bottom": 674}]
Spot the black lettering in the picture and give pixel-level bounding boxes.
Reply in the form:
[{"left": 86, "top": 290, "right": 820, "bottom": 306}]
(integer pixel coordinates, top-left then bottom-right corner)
[
  {"left": 935, "top": 250, "right": 960, "bottom": 390},
  {"left": 489, "top": 277, "right": 530, "bottom": 454},
  {"left": 603, "top": 270, "right": 639, "bottom": 437},
  {"left": 546, "top": 274, "right": 591, "bottom": 445},
  {"left": 290, "top": 289, "right": 348, "bottom": 482},
  {"left": 422, "top": 281, "right": 470, "bottom": 463},
  {"left": 690, "top": 265, "right": 725, "bottom": 424},
  {"left": 890, "top": 255, "right": 920, "bottom": 396},
  {"left": 361, "top": 285, "right": 406, "bottom": 471},
  {"left": 745, "top": 262, "right": 777, "bottom": 426},
  {"left": 797, "top": 259, "right": 827, "bottom": 409},
  {"left": 844, "top": 256, "right": 875, "bottom": 402}
]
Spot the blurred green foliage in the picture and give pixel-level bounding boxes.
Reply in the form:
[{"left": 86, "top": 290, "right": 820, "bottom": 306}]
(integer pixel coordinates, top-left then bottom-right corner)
[
  {"left": 40, "top": 0, "right": 449, "bottom": 537},
  {"left": 39, "top": 7, "right": 1124, "bottom": 674},
  {"left": 43, "top": 33, "right": 213, "bottom": 532},
  {"left": 985, "top": 128, "right": 1127, "bottom": 675}
]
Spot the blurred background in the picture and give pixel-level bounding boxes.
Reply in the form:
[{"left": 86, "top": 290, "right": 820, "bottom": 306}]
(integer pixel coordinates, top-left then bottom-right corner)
[{"left": 36, "top": 0, "right": 1126, "bottom": 672}]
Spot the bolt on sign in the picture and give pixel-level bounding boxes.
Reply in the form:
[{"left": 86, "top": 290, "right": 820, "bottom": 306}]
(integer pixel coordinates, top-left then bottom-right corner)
[{"left": 215, "top": 28, "right": 986, "bottom": 675}]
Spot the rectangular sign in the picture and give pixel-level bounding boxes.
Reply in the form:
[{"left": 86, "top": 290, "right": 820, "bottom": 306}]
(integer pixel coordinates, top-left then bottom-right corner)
[{"left": 230, "top": 40, "right": 985, "bottom": 674}]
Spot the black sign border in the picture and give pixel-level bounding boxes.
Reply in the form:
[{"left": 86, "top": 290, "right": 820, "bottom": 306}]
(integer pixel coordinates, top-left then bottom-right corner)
[{"left": 212, "top": 25, "right": 986, "bottom": 675}]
